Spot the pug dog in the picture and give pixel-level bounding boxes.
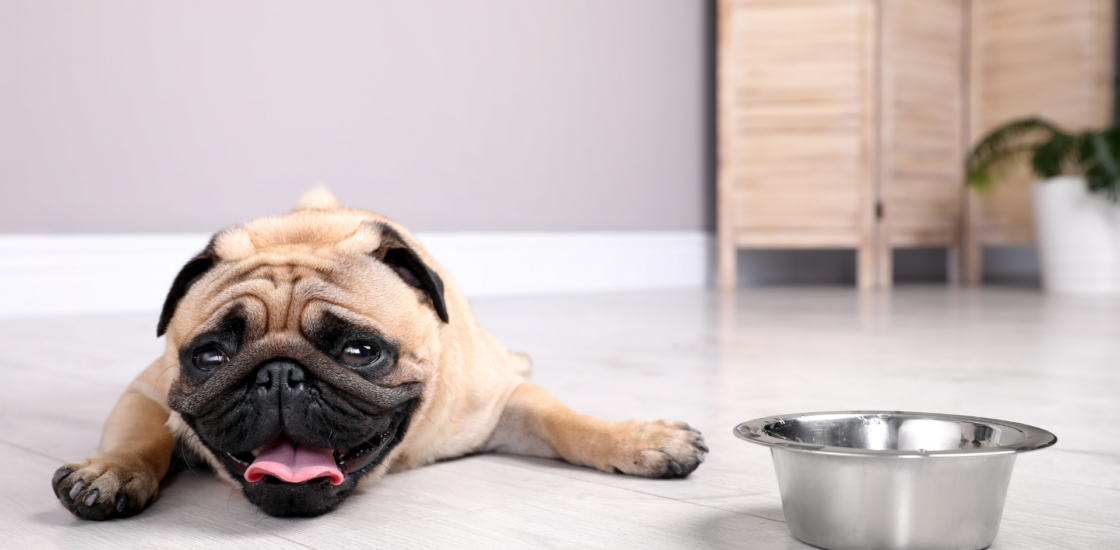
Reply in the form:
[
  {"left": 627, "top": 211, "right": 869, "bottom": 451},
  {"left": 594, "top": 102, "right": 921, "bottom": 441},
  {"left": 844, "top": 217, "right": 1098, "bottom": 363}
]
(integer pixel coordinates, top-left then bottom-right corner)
[{"left": 51, "top": 189, "right": 708, "bottom": 520}]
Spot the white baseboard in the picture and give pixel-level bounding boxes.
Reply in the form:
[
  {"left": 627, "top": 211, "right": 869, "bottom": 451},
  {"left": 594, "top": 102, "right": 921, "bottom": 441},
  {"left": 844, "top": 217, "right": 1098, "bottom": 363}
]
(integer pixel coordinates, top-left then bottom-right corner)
[{"left": 0, "top": 232, "right": 713, "bottom": 318}]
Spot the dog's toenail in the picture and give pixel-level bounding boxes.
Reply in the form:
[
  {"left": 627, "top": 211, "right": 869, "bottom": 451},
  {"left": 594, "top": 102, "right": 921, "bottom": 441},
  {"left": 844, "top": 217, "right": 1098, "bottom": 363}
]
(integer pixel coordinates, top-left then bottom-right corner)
[
  {"left": 85, "top": 489, "right": 99, "bottom": 507},
  {"left": 69, "top": 480, "right": 84, "bottom": 499},
  {"left": 53, "top": 469, "right": 72, "bottom": 485},
  {"left": 116, "top": 495, "right": 128, "bottom": 513},
  {"left": 667, "top": 460, "right": 683, "bottom": 474}
]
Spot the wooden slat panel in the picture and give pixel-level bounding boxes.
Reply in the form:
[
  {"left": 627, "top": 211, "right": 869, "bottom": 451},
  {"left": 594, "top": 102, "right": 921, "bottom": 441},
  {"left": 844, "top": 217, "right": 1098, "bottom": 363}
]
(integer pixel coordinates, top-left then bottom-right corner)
[
  {"left": 722, "top": 0, "right": 868, "bottom": 236},
  {"left": 733, "top": 197, "right": 861, "bottom": 230},
  {"left": 880, "top": 0, "right": 966, "bottom": 250},
  {"left": 892, "top": 230, "right": 961, "bottom": 247},
  {"left": 734, "top": 230, "right": 861, "bottom": 248},
  {"left": 979, "top": 225, "right": 1034, "bottom": 244},
  {"left": 888, "top": 201, "right": 962, "bottom": 229}
]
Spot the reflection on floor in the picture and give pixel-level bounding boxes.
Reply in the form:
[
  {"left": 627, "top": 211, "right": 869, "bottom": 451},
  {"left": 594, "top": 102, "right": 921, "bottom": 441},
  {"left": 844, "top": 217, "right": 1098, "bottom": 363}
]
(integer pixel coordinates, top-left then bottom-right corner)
[{"left": 1, "top": 288, "right": 1117, "bottom": 548}]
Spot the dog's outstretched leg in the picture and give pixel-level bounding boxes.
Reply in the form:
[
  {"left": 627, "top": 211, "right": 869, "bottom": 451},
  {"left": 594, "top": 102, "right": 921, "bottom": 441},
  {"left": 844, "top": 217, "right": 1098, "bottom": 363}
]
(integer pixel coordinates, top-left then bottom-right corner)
[
  {"left": 486, "top": 382, "right": 708, "bottom": 478},
  {"left": 51, "top": 361, "right": 175, "bottom": 520}
]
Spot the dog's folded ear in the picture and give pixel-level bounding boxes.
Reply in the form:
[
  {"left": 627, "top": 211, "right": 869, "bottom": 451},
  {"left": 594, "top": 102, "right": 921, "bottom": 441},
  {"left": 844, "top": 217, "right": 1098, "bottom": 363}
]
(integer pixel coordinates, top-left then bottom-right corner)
[
  {"left": 157, "top": 241, "right": 218, "bottom": 337},
  {"left": 369, "top": 223, "right": 449, "bottom": 324}
]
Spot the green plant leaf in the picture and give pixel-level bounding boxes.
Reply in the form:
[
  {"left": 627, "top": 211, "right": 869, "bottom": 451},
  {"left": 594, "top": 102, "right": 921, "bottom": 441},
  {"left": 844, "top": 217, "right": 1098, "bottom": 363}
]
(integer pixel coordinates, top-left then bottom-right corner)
[
  {"left": 965, "top": 117, "right": 1120, "bottom": 202},
  {"left": 965, "top": 118, "right": 1065, "bottom": 192},
  {"left": 1080, "top": 130, "right": 1120, "bottom": 202},
  {"left": 1031, "top": 133, "right": 1081, "bottom": 179}
]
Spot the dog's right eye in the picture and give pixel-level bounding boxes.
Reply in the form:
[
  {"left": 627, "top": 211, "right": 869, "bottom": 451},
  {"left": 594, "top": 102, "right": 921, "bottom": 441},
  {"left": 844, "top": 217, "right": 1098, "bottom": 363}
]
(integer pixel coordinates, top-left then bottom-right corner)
[
  {"left": 194, "top": 348, "right": 229, "bottom": 371},
  {"left": 339, "top": 343, "right": 380, "bottom": 367}
]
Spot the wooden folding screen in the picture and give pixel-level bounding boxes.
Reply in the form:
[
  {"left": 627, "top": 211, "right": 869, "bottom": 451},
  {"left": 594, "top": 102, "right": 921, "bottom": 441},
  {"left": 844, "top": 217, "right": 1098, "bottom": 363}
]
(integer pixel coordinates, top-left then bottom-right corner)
[{"left": 718, "top": 0, "right": 1114, "bottom": 289}]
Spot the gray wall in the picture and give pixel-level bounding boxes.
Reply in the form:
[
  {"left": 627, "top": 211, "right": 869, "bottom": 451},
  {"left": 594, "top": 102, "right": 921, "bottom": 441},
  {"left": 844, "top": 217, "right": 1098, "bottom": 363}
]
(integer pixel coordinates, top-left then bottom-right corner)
[{"left": 0, "top": 0, "right": 709, "bottom": 233}]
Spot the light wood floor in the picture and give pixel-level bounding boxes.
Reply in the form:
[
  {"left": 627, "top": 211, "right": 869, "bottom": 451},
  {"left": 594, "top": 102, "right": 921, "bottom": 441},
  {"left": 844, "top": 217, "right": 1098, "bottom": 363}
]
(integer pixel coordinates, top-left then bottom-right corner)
[{"left": 1, "top": 288, "right": 1117, "bottom": 549}]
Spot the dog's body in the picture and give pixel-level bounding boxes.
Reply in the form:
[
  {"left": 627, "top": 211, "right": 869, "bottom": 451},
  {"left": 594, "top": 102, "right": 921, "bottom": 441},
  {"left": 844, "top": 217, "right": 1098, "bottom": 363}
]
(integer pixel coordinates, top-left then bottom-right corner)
[{"left": 52, "top": 192, "right": 707, "bottom": 519}]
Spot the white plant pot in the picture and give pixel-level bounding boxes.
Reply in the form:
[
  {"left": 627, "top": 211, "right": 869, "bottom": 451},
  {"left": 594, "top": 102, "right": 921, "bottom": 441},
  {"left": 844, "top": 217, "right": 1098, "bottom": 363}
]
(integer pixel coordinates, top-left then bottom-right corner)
[{"left": 1031, "top": 176, "right": 1120, "bottom": 294}]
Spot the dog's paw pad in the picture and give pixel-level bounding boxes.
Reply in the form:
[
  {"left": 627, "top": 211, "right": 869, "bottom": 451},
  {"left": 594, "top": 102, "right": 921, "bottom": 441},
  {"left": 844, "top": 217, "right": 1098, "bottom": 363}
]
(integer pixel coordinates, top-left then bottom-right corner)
[
  {"left": 611, "top": 419, "right": 708, "bottom": 479},
  {"left": 51, "top": 455, "right": 158, "bottom": 520}
]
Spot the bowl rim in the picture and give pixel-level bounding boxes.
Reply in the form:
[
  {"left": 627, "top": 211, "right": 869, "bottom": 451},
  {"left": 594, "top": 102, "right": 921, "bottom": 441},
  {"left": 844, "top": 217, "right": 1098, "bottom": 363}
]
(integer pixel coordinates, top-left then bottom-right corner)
[{"left": 734, "top": 410, "right": 1057, "bottom": 458}]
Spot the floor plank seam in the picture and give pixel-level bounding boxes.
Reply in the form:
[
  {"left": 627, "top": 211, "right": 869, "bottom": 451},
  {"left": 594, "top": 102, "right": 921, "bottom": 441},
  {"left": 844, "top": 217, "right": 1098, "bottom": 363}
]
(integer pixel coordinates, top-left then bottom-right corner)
[
  {"left": 1014, "top": 478, "right": 1120, "bottom": 493},
  {"left": 492, "top": 457, "right": 789, "bottom": 525},
  {"left": 1048, "top": 447, "right": 1120, "bottom": 460},
  {"left": 0, "top": 437, "right": 65, "bottom": 463},
  {"left": 171, "top": 499, "right": 322, "bottom": 548},
  {"left": 2, "top": 360, "right": 132, "bottom": 389}
]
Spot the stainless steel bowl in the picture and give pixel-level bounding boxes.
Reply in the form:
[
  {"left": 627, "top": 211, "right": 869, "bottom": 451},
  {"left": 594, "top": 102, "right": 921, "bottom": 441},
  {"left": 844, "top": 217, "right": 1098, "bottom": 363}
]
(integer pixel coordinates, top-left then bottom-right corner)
[{"left": 735, "top": 411, "right": 1056, "bottom": 550}]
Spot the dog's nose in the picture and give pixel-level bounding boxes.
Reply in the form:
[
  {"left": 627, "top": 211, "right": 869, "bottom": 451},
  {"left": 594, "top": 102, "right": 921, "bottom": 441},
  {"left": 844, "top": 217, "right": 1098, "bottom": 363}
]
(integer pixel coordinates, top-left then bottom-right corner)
[{"left": 255, "top": 360, "right": 307, "bottom": 393}]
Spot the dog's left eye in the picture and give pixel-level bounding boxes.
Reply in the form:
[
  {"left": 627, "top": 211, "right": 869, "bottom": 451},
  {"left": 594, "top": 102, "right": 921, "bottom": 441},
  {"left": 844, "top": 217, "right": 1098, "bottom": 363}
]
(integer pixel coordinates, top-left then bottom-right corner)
[
  {"left": 340, "top": 343, "right": 380, "bottom": 367},
  {"left": 194, "top": 348, "right": 229, "bottom": 370}
]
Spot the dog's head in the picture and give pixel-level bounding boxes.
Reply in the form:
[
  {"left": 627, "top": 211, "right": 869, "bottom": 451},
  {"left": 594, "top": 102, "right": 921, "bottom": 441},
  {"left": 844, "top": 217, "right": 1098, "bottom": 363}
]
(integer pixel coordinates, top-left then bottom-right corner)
[{"left": 159, "top": 205, "right": 451, "bottom": 517}]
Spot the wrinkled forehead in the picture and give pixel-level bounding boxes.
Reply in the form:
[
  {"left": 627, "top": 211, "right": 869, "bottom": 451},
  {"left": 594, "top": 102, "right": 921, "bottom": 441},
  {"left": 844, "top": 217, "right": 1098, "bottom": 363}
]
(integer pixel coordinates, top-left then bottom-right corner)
[
  {"left": 172, "top": 217, "right": 431, "bottom": 346},
  {"left": 191, "top": 266, "right": 399, "bottom": 338},
  {"left": 186, "top": 265, "right": 422, "bottom": 344}
]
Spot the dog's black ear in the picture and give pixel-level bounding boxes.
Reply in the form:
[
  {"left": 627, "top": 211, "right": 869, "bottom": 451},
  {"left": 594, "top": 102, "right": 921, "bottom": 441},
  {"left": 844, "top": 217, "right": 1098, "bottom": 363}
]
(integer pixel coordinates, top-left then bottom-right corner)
[
  {"left": 157, "top": 242, "right": 218, "bottom": 337},
  {"left": 370, "top": 223, "right": 449, "bottom": 324}
]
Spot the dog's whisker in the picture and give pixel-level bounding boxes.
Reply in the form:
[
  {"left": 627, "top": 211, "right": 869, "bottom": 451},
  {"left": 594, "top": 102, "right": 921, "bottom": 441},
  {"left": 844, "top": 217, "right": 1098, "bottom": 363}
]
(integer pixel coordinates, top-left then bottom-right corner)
[{"left": 417, "top": 409, "right": 445, "bottom": 436}]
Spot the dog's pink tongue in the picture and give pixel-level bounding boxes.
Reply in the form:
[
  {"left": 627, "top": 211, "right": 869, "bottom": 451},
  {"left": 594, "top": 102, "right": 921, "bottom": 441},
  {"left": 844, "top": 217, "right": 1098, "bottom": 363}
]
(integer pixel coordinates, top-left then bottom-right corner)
[{"left": 244, "top": 439, "right": 343, "bottom": 485}]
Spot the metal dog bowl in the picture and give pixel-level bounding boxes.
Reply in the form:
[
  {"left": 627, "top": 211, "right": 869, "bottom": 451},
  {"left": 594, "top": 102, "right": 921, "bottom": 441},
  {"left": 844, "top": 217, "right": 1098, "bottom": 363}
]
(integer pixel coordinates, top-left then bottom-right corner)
[{"left": 735, "top": 411, "right": 1056, "bottom": 550}]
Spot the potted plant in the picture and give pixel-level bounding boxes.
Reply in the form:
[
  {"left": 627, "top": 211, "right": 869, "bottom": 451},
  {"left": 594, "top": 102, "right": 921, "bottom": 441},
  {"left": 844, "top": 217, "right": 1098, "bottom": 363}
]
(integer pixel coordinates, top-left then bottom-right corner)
[{"left": 966, "top": 117, "right": 1120, "bottom": 294}]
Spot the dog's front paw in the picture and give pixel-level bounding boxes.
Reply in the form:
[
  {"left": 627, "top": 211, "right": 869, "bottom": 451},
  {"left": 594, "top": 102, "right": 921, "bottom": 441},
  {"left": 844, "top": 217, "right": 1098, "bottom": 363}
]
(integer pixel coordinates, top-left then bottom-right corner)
[
  {"left": 609, "top": 419, "right": 708, "bottom": 479},
  {"left": 52, "top": 453, "right": 159, "bottom": 520}
]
